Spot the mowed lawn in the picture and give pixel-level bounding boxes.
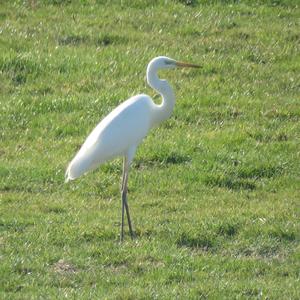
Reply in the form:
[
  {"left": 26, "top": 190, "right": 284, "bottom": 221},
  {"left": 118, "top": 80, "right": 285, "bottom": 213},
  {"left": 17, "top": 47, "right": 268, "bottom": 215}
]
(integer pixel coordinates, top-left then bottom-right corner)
[{"left": 0, "top": 0, "right": 299, "bottom": 299}]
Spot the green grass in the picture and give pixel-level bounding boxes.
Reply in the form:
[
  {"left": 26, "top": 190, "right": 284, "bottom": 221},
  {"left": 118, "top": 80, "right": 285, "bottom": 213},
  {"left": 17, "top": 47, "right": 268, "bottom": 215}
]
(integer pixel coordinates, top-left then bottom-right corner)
[{"left": 1, "top": 0, "right": 299, "bottom": 298}]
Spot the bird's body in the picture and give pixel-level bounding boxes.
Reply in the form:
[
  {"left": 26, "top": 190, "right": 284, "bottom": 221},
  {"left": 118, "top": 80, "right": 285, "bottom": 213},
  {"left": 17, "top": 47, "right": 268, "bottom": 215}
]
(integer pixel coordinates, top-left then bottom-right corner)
[
  {"left": 65, "top": 56, "right": 199, "bottom": 241},
  {"left": 66, "top": 94, "right": 154, "bottom": 180}
]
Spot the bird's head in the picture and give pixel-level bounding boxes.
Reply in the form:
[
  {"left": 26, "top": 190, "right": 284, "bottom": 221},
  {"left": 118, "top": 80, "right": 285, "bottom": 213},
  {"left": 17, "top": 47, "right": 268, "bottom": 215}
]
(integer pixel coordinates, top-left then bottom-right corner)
[{"left": 149, "top": 56, "right": 201, "bottom": 70}]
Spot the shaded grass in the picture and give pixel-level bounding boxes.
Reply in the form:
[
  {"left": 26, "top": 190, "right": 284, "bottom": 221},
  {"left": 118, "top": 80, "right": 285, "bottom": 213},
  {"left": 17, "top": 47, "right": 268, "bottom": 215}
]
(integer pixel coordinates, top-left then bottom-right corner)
[
  {"left": 57, "top": 33, "right": 129, "bottom": 47},
  {"left": 0, "top": 0, "right": 299, "bottom": 299}
]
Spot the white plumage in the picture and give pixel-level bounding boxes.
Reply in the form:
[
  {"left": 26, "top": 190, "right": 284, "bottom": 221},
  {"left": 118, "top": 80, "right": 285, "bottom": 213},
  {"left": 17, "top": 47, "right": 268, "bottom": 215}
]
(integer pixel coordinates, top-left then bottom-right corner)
[
  {"left": 65, "top": 56, "right": 200, "bottom": 241},
  {"left": 65, "top": 94, "right": 153, "bottom": 180}
]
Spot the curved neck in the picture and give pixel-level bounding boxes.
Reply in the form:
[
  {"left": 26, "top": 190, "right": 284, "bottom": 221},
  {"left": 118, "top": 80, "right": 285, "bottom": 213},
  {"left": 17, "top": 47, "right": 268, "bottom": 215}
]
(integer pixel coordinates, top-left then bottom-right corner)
[{"left": 147, "top": 63, "right": 175, "bottom": 126}]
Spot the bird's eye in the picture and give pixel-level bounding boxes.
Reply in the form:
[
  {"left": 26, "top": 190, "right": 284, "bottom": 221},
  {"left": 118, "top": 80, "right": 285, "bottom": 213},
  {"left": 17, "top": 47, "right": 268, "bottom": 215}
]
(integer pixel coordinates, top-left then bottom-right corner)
[{"left": 165, "top": 60, "right": 172, "bottom": 65}]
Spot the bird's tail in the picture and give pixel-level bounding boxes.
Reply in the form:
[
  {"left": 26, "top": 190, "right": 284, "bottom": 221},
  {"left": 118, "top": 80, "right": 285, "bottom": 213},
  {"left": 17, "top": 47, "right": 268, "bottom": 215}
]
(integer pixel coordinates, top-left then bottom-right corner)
[
  {"left": 65, "top": 164, "right": 75, "bottom": 183},
  {"left": 65, "top": 157, "right": 84, "bottom": 183},
  {"left": 65, "top": 151, "right": 97, "bottom": 183}
]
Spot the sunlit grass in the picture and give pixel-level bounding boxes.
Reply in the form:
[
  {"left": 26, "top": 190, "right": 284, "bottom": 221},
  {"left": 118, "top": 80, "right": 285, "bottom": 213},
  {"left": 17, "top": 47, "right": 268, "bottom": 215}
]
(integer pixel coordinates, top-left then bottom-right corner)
[{"left": 1, "top": 0, "right": 299, "bottom": 299}]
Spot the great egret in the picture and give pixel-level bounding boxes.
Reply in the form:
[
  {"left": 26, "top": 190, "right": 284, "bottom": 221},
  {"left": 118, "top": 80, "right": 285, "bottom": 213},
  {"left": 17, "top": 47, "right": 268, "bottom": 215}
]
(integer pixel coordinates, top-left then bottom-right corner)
[{"left": 65, "top": 56, "right": 200, "bottom": 241}]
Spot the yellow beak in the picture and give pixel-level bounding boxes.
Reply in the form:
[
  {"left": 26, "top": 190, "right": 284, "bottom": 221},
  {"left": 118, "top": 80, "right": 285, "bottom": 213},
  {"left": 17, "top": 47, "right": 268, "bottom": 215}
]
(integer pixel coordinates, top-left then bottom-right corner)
[{"left": 175, "top": 61, "right": 201, "bottom": 68}]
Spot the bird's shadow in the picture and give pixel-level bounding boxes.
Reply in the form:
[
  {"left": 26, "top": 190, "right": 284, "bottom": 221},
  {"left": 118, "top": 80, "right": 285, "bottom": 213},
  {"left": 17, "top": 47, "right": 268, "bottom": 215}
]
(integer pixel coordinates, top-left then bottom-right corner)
[{"left": 134, "top": 153, "right": 191, "bottom": 169}]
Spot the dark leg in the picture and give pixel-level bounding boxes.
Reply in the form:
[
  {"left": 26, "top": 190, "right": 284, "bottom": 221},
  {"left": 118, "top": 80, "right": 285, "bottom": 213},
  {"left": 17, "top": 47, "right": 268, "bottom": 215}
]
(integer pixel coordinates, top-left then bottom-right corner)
[
  {"left": 123, "top": 171, "right": 134, "bottom": 239},
  {"left": 120, "top": 188, "right": 125, "bottom": 242},
  {"left": 120, "top": 158, "right": 126, "bottom": 242},
  {"left": 120, "top": 157, "right": 134, "bottom": 241}
]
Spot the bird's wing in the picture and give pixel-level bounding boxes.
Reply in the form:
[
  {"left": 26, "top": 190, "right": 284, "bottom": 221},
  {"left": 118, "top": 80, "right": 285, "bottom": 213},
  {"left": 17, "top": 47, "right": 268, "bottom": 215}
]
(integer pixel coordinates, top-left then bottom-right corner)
[
  {"left": 66, "top": 94, "right": 153, "bottom": 180},
  {"left": 81, "top": 94, "right": 152, "bottom": 153}
]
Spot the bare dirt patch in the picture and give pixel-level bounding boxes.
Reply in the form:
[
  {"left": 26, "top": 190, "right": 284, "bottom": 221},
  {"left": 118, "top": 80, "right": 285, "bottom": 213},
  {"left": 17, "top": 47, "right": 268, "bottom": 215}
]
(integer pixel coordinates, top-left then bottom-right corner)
[{"left": 53, "top": 259, "right": 77, "bottom": 275}]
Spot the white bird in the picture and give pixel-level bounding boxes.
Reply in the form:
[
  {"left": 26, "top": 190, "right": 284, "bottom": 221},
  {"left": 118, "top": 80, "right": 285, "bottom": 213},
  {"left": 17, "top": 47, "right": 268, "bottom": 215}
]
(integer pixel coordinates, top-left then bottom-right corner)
[{"left": 65, "top": 56, "right": 200, "bottom": 241}]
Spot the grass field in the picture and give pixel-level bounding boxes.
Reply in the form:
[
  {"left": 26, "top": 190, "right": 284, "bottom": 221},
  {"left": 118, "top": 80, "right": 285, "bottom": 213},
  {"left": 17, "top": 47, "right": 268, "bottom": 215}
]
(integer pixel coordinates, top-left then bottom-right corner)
[{"left": 1, "top": 0, "right": 299, "bottom": 299}]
